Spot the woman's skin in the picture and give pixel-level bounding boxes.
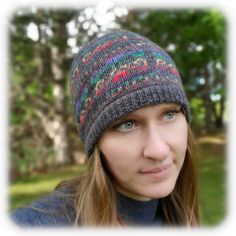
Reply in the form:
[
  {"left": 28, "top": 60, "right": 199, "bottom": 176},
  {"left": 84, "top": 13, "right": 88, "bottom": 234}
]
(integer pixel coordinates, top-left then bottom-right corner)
[{"left": 98, "top": 103, "right": 188, "bottom": 201}]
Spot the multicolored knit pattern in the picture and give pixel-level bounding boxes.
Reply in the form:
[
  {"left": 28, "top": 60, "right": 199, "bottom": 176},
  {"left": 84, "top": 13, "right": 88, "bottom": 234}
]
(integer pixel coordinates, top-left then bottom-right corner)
[{"left": 70, "top": 30, "right": 190, "bottom": 157}]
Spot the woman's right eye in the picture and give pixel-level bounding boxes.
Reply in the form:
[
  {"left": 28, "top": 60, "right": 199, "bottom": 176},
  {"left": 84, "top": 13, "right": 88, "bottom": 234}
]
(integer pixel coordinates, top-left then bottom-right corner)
[{"left": 114, "top": 120, "right": 136, "bottom": 132}]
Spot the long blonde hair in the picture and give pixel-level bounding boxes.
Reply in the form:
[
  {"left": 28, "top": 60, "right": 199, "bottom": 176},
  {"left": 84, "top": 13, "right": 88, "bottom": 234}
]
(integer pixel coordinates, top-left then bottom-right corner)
[{"left": 58, "top": 126, "right": 199, "bottom": 226}]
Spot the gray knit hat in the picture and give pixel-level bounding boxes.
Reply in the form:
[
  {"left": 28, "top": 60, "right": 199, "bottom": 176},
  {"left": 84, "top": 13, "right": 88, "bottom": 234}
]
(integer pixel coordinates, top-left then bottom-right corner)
[{"left": 70, "top": 30, "right": 190, "bottom": 157}]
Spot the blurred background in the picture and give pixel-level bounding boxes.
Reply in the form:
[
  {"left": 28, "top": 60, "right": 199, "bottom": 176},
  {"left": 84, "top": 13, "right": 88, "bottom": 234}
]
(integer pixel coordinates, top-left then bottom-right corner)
[{"left": 9, "top": 3, "right": 227, "bottom": 226}]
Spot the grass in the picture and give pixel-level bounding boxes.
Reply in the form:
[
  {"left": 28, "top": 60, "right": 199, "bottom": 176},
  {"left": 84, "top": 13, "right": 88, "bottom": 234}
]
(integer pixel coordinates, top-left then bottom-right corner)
[
  {"left": 9, "top": 164, "right": 87, "bottom": 210},
  {"left": 9, "top": 135, "right": 226, "bottom": 226},
  {"left": 197, "top": 135, "right": 226, "bottom": 226}
]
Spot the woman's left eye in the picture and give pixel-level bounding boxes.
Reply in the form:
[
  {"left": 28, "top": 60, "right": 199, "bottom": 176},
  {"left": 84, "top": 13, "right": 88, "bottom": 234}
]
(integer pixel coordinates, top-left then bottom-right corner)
[{"left": 163, "top": 109, "right": 180, "bottom": 121}]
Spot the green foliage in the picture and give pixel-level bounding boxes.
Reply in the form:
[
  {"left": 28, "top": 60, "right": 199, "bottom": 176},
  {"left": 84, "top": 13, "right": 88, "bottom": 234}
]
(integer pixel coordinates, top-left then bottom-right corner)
[
  {"left": 25, "top": 80, "right": 39, "bottom": 96},
  {"left": 190, "top": 97, "right": 206, "bottom": 129},
  {"left": 15, "top": 145, "right": 38, "bottom": 174}
]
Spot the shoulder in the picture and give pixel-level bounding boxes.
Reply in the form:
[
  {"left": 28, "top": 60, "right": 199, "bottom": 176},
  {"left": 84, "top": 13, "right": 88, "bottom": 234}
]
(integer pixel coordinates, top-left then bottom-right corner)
[{"left": 10, "top": 187, "right": 76, "bottom": 227}]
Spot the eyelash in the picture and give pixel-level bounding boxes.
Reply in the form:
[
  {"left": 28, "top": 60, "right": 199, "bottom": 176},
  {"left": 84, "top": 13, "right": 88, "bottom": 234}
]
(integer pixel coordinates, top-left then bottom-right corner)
[
  {"left": 112, "top": 108, "right": 182, "bottom": 131},
  {"left": 111, "top": 120, "right": 137, "bottom": 131},
  {"left": 163, "top": 108, "right": 181, "bottom": 120}
]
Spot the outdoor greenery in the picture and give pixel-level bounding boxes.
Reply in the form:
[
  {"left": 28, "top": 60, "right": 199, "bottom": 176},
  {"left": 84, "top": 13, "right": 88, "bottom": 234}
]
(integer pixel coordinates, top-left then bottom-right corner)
[{"left": 9, "top": 6, "right": 227, "bottom": 226}]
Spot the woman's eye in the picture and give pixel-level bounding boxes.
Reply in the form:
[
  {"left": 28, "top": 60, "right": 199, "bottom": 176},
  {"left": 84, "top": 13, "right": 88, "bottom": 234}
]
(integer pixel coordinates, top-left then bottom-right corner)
[
  {"left": 163, "top": 109, "right": 180, "bottom": 121},
  {"left": 115, "top": 120, "right": 136, "bottom": 132}
]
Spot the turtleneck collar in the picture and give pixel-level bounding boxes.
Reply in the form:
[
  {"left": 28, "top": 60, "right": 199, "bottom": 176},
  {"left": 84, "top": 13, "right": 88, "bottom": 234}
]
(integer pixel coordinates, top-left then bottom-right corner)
[{"left": 117, "top": 192, "right": 161, "bottom": 226}]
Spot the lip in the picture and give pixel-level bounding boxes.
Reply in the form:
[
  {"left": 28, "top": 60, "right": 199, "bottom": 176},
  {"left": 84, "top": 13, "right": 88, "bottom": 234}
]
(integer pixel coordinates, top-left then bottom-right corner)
[{"left": 140, "top": 163, "right": 173, "bottom": 179}]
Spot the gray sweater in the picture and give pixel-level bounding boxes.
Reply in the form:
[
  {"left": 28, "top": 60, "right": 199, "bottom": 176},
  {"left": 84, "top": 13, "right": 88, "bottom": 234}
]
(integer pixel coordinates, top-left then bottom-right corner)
[{"left": 10, "top": 188, "right": 163, "bottom": 227}]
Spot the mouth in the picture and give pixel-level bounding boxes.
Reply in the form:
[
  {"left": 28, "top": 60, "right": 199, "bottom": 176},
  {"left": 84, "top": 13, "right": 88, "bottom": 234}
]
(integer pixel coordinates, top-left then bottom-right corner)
[
  {"left": 139, "top": 163, "right": 173, "bottom": 179},
  {"left": 141, "top": 163, "right": 173, "bottom": 174}
]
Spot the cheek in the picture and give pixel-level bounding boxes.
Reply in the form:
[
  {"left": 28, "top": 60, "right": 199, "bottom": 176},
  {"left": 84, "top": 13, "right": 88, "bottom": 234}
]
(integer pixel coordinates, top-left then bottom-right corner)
[
  {"left": 100, "top": 137, "right": 126, "bottom": 160},
  {"left": 98, "top": 134, "right": 139, "bottom": 175},
  {"left": 168, "top": 119, "right": 188, "bottom": 153},
  {"left": 99, "top": 132, "right": 140, "bottom": 160}
]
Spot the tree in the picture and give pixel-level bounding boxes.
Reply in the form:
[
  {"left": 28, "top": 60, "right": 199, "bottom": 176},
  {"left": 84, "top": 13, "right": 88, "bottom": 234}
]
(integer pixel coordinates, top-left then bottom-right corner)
[
  {"left": 10, "top": 9, "right": 77, "bottom": 178},
  {"left": 9, "top": 6, "right": 127, "bottom": 177}
]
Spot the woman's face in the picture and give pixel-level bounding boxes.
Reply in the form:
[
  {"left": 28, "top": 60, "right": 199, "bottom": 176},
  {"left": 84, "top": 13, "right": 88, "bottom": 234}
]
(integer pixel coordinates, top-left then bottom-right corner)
[{"left": 98, "top": 103, "right": 188, "bottom": 201}]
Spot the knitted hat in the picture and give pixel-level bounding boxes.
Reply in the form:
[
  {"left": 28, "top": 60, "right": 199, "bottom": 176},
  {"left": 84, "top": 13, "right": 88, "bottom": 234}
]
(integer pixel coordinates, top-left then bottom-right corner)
[{"left": 70, "top": 30, "right": 190, "bottom": 157}]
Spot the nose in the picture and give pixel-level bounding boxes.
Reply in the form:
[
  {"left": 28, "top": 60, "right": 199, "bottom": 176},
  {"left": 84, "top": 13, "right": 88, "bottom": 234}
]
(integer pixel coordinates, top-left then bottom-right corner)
[{"left": 142, "top": 127, "right": 170, "bottom": 161}]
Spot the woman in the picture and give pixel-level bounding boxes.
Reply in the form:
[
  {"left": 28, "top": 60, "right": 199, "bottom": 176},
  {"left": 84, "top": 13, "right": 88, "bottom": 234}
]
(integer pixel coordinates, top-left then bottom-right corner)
[{"left": 10, "top": 30, "right": 199, "bottom": 227}]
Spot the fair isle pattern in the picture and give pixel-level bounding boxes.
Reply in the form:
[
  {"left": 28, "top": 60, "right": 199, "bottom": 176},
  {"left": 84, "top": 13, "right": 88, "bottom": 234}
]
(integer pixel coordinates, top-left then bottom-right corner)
[{"left": 70, "top": 30, "right": 190, "bottom": 157}]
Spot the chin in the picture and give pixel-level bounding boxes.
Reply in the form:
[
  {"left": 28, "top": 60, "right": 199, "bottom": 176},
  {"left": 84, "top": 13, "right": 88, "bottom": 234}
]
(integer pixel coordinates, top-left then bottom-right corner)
[{"left": 144, "top": 181, "right": 176, "bottom": 199}]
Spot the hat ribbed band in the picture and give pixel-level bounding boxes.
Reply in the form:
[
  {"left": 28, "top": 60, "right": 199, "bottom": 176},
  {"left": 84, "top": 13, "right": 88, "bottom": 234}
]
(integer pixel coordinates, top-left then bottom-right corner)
[{"left": 85, "top": 80, "right": 190, "bottom": 157}]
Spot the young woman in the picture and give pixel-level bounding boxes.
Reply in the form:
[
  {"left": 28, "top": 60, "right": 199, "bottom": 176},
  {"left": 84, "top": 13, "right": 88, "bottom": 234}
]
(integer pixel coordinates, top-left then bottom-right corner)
[{"left": 10, "top": 30, "right": 199, "bottom": 227}]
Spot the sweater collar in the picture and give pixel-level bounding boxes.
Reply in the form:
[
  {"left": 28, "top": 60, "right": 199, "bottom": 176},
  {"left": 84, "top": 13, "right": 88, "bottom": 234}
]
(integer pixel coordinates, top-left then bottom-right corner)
[{"left": 117, "top": 192, "right": 159, "bottom": 226}]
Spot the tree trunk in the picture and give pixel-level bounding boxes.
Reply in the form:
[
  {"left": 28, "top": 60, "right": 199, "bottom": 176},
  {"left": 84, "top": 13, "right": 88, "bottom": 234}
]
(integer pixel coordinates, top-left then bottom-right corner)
[
  {"left": 49, "top": 15, "right": 72, "bottom": 165},
  {"left": 213, "top": 95, "right": 225, "bottom": 129},
  {"left": 202, "top": 68, "right": 215, "bottom": 134},
  {"left": 203, "top": 97, "right": 215, "bottom": 133},
  {"left": 34, "top": 11, "right": 73, "bottom": 165}
]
